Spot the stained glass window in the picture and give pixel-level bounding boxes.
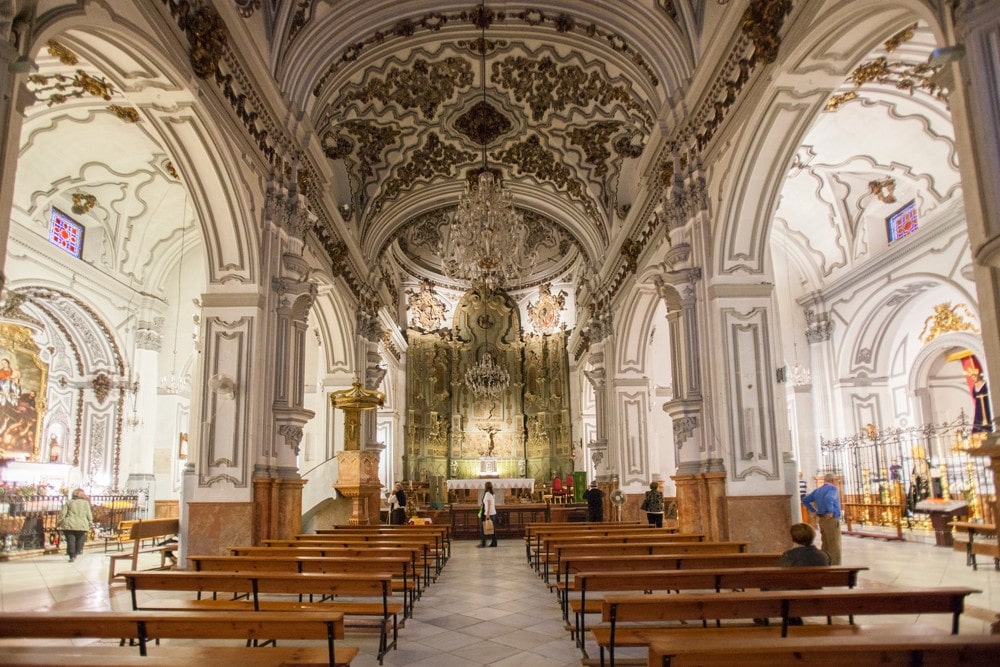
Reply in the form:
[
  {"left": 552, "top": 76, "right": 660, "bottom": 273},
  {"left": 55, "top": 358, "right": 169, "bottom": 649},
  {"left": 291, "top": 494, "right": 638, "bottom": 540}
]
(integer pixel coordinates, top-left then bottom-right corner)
[
  {"left": 48, "top": 208, "right": 84, "bottom": 258},
  {"left": 886, "top": 201, "right": 918, "bottom": 243}
]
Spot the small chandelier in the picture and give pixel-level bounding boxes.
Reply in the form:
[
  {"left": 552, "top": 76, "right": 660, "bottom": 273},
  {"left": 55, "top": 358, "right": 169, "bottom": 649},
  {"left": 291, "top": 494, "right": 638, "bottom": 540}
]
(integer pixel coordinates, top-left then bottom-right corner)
[
  {"left": 441, "top": 2, "right": 530, "bottom": 291},
  {"left": 465, "top": 352, "right": 509, "bottom": 400}
]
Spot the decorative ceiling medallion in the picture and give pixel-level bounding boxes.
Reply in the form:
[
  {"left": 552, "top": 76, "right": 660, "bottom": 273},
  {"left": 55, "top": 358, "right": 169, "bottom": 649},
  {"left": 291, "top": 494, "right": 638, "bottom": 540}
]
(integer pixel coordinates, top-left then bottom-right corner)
[
  {"left": 26, "top": 70, "right": 115, "bottom": 106},
  {"left": 92, "top": 372, "right": 112, "bottom": 404},
  {"left": 71, "top": 192, "right": 97, "bottom": 215},
  {"left": 527, "top": 283, "right": 567, "bottom": 335},
  {"left": 46, "top": 40, "right": 79, "bottom": 66},
  {"left": 406, "top": 280, "right": 447, "bottom": 332},
  {"left": 108, "top": 104, "right": 140, "bottom": 123},
  {"left": 884, "top": 22, "right": 918, "bottom": 53},
  {"left": 338, "top": 57, "right": 474, "bottom": 119},
  {"left": 455, "top": 100, "right": 512, "bottom": 146},
  {"left": 868, "top": 177, "right": 897, "bottom": 204},
  {"left": 919, "top": 302, "right": 979, "bottom": 344}
]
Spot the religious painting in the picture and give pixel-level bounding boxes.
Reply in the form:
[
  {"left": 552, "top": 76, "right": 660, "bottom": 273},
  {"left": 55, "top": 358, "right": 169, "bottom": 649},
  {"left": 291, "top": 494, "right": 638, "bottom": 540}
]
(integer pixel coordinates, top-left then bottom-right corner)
[{"left": 0, "top": 323, "right": 47, "bottom": 460}]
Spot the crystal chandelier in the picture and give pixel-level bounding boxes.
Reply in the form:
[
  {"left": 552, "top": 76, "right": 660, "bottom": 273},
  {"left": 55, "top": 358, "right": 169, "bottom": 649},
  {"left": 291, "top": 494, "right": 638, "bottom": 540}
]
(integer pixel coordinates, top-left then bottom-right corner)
[
  {"left": 465, "top": 351, "right": 509, "bottom": 400},
  {"left": 441, "top": 3, "right": 530, "bottom": 291},
  {"left": 464, "top": 286, "right": 510, "bottom": 400}
]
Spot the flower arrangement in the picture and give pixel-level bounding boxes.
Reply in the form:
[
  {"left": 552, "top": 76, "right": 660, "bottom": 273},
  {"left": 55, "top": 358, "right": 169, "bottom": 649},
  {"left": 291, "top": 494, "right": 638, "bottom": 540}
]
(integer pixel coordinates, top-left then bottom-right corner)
[{"left": 0, "top": 481, "right": 55, "bottom": 498}]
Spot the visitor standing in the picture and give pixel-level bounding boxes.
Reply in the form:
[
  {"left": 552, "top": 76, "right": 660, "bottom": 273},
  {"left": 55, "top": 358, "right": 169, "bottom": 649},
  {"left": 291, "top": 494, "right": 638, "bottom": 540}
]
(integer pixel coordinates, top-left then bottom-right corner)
[
  {"left": 583, "top": 481, "right": 604, "bottom": 522},
  {"left": 478, "top": 481, "right": 497, "bottom": 547},
  {"left": 57, "top": 488, "right": 92, "bottom": 562},
  {"left": 390, "top": 482, "right": 407, "bottom": 525},
  {"left": 640, "top": 481, "right": 664, "bottom": 528},
  {"left": 802, "top": 473, "right": 842, "bottom": 565}
]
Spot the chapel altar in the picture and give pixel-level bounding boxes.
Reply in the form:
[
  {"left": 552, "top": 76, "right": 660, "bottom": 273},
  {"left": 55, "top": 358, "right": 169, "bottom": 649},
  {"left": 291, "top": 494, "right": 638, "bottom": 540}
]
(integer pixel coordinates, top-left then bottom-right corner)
[
  {"left": 402, "top": 284, "right": 574, "bottom": 488},
  {"left": 446, "top": 477, "right": 535, "bottom": 504}
]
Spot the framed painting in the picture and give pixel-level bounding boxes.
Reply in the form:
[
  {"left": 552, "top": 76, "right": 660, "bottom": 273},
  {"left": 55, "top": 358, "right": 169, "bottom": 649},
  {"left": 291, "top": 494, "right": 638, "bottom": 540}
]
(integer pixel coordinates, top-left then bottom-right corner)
[{"left": 0, "top": 323, "right": 47, "bottom": 460}]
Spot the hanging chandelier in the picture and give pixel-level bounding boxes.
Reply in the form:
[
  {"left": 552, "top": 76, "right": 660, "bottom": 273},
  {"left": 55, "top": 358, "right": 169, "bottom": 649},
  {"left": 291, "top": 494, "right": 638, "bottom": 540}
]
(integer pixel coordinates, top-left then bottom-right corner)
[
  {"left": 441, "top": 3, "right": 530, "bottom": 292},
  {"left": 464, "top": 286, "right": 510, "bottom": 400},
  {"left": 465, "top": 351, "right": 509, "bottom": 400}
]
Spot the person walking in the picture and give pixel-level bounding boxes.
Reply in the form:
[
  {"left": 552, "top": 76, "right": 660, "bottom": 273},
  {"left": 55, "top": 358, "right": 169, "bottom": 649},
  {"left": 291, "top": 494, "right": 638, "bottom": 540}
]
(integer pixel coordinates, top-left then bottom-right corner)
[
  {"left": 640, "top": 481, "right": 664, "bottom": 528},
  {"left": 389, "top": 482, "right": 407, "bottom": 525},
  {"left": 478, "top": 480, "right": 497, "bottom": 547},
  {"left": 57, "top": 488, "right": 93, "bottom": 562},
  {"left": 583, "top": 481, "right": 604, "bottom": 522},
  {"left": 802, "top": 472, "right": 842, "bottom": 565}
]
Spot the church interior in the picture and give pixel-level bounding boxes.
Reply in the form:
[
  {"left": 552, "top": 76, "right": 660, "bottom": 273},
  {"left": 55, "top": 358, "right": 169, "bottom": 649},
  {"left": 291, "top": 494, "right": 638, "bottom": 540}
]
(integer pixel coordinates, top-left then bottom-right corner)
[{"left": 0, "top": 0, "right": 998, "bottom": 597}]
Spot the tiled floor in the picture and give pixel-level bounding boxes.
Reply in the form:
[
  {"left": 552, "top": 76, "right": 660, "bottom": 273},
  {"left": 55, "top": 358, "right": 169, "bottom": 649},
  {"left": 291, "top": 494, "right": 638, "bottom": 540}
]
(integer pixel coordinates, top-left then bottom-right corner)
[{"left": 0, "top": 531, "right": 997, "bottom": 666}]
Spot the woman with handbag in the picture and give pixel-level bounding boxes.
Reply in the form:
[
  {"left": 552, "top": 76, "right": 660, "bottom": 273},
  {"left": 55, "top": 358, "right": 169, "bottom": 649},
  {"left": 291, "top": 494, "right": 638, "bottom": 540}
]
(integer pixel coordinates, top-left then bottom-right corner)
[
  {"left": 57, "top": 488, "right": 93, "bottom": 562},
  {"left": 641, "top": 481, "right": 664, "bottom": 528},
  {"left": 478, "top": 481, "right": 497, "bottom": 547}
]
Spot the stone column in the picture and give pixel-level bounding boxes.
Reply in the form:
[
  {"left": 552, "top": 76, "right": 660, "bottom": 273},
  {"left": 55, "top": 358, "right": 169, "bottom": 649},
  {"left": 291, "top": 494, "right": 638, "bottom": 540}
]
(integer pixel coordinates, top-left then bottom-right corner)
[
  {"left": 951, "top": 1, "right": 1000, "bottom": 393},
  {"left": 655, "top": 270, "right": 706, "bottom": 476},
  {"left": 0, "top": 10, "right": 36, "bottom": 282},
  {"left": 584, "top": 355, "right": 610, "bottom": 480}
]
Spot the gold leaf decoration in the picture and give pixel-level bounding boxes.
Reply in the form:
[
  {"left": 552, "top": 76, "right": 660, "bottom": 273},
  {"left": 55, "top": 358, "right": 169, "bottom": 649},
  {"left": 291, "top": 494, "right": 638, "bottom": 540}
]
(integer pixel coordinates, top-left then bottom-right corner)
[
  {"left": 71, "top": 192, "right": 97, "bottom": 215},
  {"left": 46, "top": 40, "right": 79, "bottom": 66},
  {"left": 108, "top": 104, "right": 140, "bottom": 123},
  {"left": 919, "top": 303, "right": 980, "bottom": 344}
]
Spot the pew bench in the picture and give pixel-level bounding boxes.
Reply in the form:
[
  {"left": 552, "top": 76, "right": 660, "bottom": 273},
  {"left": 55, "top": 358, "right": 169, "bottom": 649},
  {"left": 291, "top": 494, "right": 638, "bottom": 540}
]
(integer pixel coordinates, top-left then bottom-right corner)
[
  {"left": 107, "top": 518, "right": 180, "bottom": 585},
  {"left": 648, "top": 633, "right": 1000, "bottom": 667},
  {"left": 544, "top": 540, "right": 749, "bottom": 583},
  {"left": 123, "top": 570, "right": 401, "bottom": 664},
  {"left": 0, "top": 610, "right": 356, "bottom": 666},
  {"left": 567, "top": 565, "right": 866, "bottom": 647},
  {"left": 188, "top": 554, "right": 419, "bottom": 617},
  {"left": 593, "top": 587, "right": 980, "bottom": 667}
]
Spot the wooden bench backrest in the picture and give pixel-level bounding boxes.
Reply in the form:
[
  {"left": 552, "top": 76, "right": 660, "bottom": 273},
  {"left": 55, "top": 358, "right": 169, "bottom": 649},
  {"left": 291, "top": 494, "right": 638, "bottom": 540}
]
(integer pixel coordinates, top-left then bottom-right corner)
[
  {"left": 190, "top": 555, "right": 411, "bottom": 574},
  {"left": 265, "top": 538, "right": 431, "bottom": 549},
  {"left": 573, "top": 566, "right": 865, "bottom": 592},
  {"left": 563, "top": 553, "right": 783, "bottom": 578},
  {"left": 127, "top": 518, "right": 179, "bottom": 541},
  {"left": 556, "top": 542, "right": 747, "bottom": 564},
  {"left": 230, "top": 546, "right": 422, "bottom": 559},
  {"left": 649, "top": 634, "right": 1000, "bottom": 667},
  {"left": 0, "top": 610, "right": 345, "bottom": 641},
  {"left": 603, "top": 587, "right": 979, "bottom": 628},
  {"left": 124, "top": 570, "right": 393, "bottom": 600}
]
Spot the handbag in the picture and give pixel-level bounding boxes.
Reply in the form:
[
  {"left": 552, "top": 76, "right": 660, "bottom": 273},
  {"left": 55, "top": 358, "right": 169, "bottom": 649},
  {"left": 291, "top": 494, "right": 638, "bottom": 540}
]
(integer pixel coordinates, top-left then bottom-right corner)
[
  {"left": 640, "top": 497, "right": 649, "bottom": 512},
  {"left": 483, "top": 518, "right": 495, "bottom": 535}
]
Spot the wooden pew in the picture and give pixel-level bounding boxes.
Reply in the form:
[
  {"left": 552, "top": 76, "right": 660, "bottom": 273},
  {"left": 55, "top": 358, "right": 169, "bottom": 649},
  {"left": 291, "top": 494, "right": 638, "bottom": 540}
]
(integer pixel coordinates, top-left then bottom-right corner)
[
  {"left": 648, "top": 633, "right": 1000, "bottom": 667},
  {"left": 188, "top": 554, "right": 419, "bottom": 617},
  {"left": 524, "top": 524, "right": 662, "bottom": 566},
  {"left": 595, "top": 587, "right": 980, "bottom": 667},
  {"left": 545, "top": 540, "right": 749, "bottom": 582},
  {"left": 0, "top": 610, "right": 356, "bottom": 666},
  {"left": 532, "top": 529, "right": 704, "bottom": 573},
  {"left": 235, "top": 543, "right": 434, "bottom": 585},
  {"left": 263, "top": 537, "right": 439, "bottom": 581},
  {"left": 568, "top": 566, "right": 867, "bottom": 648},
  {"left": 107, "top": 518, "right": 180, "bottom": 585},
  {"left": 317, "top": 525, "right": 452, "bottom": 561},
  {"left": 556, "top": 552, "right": 784, "bottom": 618},
  {"left": 122, "top": 570, "right": 400, "bottom": 664}
]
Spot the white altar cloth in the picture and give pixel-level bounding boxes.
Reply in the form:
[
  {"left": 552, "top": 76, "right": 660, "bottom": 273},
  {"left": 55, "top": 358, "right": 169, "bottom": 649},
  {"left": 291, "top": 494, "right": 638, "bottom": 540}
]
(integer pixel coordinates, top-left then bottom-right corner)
[{"left": 446, "top": 478, "right": 535, "bottom": 493}]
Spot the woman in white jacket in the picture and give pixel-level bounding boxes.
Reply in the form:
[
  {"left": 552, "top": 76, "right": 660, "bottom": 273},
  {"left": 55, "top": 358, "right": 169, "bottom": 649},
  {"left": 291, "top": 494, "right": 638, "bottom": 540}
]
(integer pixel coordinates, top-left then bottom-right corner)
[{"left": 478, "top": 481, "right": 497, "bottom": 547}]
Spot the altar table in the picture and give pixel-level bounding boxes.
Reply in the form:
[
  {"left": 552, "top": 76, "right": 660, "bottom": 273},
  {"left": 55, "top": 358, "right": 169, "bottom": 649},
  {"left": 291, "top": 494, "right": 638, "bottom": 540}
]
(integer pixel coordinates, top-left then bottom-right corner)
[{"left": 446, "top": 478, "right": 535, "bottom": 505}]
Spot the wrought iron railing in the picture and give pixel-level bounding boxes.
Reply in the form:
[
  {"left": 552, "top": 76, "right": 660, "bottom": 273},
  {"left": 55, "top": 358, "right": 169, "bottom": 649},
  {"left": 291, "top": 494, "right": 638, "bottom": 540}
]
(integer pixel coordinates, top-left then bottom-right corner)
[
  {"left": 0, "top": 493, "right": 141, "bottom": 553},
  {"left": 820, "top": 417, "right": 995, "bottom": 534}
]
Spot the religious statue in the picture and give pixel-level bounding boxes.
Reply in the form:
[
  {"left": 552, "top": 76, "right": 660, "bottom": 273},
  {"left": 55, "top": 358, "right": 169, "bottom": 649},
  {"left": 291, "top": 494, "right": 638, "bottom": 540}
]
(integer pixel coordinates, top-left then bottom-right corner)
[
  {"left": 483, "top": 424, "right": 499, "bottom": 457},
  {"left": 971, "top": 370, "right": 992, "bottom": 434}
]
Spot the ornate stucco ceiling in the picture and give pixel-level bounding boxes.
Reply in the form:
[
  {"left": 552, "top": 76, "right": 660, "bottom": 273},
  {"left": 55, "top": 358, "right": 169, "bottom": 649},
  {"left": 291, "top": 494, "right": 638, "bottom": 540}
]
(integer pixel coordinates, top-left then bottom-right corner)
[{"left": 282, "top": 1, "right": 697, "bottom": 291}]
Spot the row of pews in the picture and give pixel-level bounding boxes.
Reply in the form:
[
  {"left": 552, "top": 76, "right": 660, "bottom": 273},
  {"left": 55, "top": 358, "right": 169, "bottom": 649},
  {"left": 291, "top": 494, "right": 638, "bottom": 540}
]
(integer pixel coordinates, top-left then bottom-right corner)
[
  {"left": 522, "top": 521, "right": 996, "bottom": 666},
  {"left": 0, "top": 524, "right": 450, "bottom": 666}
]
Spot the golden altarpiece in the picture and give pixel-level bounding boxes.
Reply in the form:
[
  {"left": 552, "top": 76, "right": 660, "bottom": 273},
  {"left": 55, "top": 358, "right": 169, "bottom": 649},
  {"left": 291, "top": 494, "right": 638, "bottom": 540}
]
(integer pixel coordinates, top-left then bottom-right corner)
[{"left": 404, "top": 285, "right": 572, "bottom": 498}]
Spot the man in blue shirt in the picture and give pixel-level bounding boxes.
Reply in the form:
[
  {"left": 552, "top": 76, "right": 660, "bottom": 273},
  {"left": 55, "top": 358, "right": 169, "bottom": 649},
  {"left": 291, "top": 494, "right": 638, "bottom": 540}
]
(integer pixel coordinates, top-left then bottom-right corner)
[{"left": 801, "top": 472, "right": 842, "bottom": 564}]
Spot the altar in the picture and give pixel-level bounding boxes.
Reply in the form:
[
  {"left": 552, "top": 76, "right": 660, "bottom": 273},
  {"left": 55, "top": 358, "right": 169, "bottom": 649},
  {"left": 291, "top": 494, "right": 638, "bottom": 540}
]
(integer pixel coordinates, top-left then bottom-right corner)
[{"left": 446, "top": 477, "right": 535, "bottom": 504}]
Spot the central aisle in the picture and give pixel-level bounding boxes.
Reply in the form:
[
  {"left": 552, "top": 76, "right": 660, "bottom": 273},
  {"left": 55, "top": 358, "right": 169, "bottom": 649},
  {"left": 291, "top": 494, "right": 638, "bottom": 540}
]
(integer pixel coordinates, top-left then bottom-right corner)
[{"left": 350, "top": 539, "right": 580, "bottom": 667}]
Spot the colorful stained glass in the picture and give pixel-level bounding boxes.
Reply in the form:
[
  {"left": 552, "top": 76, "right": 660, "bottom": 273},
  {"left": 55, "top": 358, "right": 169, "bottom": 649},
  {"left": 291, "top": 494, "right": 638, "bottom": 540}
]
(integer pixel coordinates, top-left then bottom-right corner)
[
  {"left": 48, "top": 208, "right": 84, "bottom": 258},
  {"left": 887, "top": 201, "right": 918, "bottom": 243}
]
